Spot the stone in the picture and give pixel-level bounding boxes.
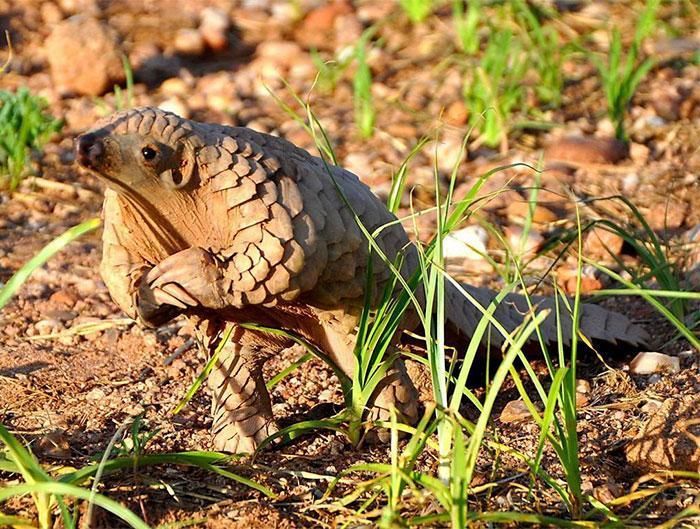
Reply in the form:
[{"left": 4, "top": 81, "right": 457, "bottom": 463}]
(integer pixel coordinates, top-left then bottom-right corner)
[
  {"left": 505, "top": 225, "right": 544, "bottom": 257},
  {"left": 432, "top": 131, "right": 467, "bottom": 174},
  {"left": 629, "top": 352, "right": 681, "bottom": 375},
  {"left": 36, "top": 429, "right": 71, "bottom": 458},
  {"left": 621, "top": 173, "right": 639, "bottom": 194},
  {"left": 86, "top": 387, "right": 106, "bottom": 401},
  {"left": 40, "top": 2, "right": 64, "bottom": 24},
  {"left": 626, "top": 395, "right": 700, "bottom": 472},
  {"left": 444, "top": 100, "right": 468, "bottom": 126},
  {"left": 45, "top": 15, "right": 125, "bottom": 96},
  {"left": 545, "top": 136, "right": 629, "bottom": 165},
  {"left": 646, "top": 201, "right": 688, "bottom": 231},
  {"left": 200, "top": 7, "right": 230, "bottom": 51},
  {"left": 443, "top": 225, "right": 488, "bottom": 260},
  {"left": 576, "top": 379, "right": 591, "bottom": 408},
  {"left": 506, "top": 201, "right": 558, "bottom": 225},
  {"left": 174, "top": 28, "right": 205, "bottom": 56},
  {"left": 294, "top": 0, "right": 352, "bottom": 50},
  {"left": 583, "top": 227, "right": 624, "bottom": 260},
  {"left": 560, "top": 265, "right": 604, "bottom": 294},
  {"left": 48, "top": 289, "right": 78, "bottom": 308},
  {"left": 158, "top": 97, "right": 190, "bottom": 119},
  {"left": 34, "top": 318, "right": 62, "bottom": 335},
  {"left": 160, "top": 77, "right": 190, "bottom": 97},
  {"left": 499, "top": 399, "right": 533, "bottom": 423},
  {"left": 629, "top": 142, "right": 650, "bottom": 164}
]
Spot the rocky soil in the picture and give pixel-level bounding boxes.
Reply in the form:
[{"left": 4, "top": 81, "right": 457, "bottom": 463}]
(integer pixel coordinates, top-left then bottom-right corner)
[{"left": 0, "top": 0, "right": 699, "bottom": 527}]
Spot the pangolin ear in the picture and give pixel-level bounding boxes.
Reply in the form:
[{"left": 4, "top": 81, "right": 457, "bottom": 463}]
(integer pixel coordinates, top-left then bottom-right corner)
[{"left": 159, "top": 144, "right": 196, "bottom": 190}]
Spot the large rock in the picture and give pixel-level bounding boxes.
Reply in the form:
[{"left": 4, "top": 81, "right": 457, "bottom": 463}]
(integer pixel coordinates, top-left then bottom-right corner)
[
  {"left": 45, "top": 15, "right": 125, "bottom": 96},
  {"left": 545, "top": 136, "right": 629, "bottom": 165},
  {"left": 626, "top": 395, "right": 700, "bottom": 472}
]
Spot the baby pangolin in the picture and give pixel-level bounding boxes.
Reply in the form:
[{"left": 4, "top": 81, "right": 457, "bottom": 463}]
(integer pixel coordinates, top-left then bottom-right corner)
[{"left": 75, "top": 107, "right": 648, "bottom": 453}]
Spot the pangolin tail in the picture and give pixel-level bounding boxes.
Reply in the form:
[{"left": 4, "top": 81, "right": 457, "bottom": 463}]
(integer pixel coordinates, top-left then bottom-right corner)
[{"left": 443, "top": 281, "right": 649, "bottom": 348}]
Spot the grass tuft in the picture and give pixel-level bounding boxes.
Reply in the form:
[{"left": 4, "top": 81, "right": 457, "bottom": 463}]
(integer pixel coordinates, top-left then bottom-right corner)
[{"left": 0, "top": 88, "right": 63, "bottom": 191}]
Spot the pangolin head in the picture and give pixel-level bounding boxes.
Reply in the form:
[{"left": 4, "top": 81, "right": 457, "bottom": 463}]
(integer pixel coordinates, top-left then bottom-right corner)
[{"left": 75, "top": 107, "right": 202, "bottom": 193}]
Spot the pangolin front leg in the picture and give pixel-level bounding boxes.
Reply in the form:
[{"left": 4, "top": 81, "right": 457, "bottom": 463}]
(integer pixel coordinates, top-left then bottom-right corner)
[
  {"left": 201, "top": 324, "right": 290, "bottom": 453},
  {"left": 135, "top": 247, "right": 229, "bottom": 326}
]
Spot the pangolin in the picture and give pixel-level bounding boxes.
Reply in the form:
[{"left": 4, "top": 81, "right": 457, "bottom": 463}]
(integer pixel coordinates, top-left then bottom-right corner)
[{"left": 75, "top": 107, "right": 648, "bottom": 453}]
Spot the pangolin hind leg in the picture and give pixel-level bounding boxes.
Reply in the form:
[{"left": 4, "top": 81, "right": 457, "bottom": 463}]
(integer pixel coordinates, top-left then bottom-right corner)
[
  {"left": 318, "top": 318, "right": 420, "bottom": 434},
  {"left": 366, "top": 357, "right": 420, "bottom": 430}
]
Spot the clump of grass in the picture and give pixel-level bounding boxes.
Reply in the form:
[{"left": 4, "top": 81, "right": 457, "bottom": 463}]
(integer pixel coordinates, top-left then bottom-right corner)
[
  {"left": 399, "top": 0, "right": 434, "bottom": 24},
  {"left": 0, "top": 423, "right": 149, "bottom": 529},
  {"left": 511, "top": 0, "right": 564, "bottom": 107},
  {"left": 309, "top": 29, "right": 377, "bottom": 139},
  {"left": 464, "top": 29, "right": 528, "bottom": 150},
  {"left": 588, "top": 0, "right": 660, "bottom": 140},
  {"left": 0, "top": 87, "right": 63, "bottom": 191},
  {"left": 460, "top": 1, "right": 567, "bottom": 148},
  {"left": 353, "top": 31, "right": 376, "bottom": 140},
  {"left": 310, "top": 48, "right": 353, "bottom": 93},
  {"left": 0, "top": 416, "right": 273, "bottom": 528},
  {"left": 94, "top": 55, "right": 134, "bottom": 115},
  {"left": 452, "top": 0, "right": 481, "bottom": 55}
]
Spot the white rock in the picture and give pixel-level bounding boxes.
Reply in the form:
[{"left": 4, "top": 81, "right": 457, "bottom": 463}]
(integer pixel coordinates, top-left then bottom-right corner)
[
  {"left": 34, "top": 318, "right": 62, "bottom": 335},
  {"left": 158, "top": 97, "right": 190, "bottom": 119},
  {"left": 629, "top": 352, "right": 681, "bottom": 375},
  {"left": 505, "top": 225, "right": 544, "bottom": 257},
  {"left": 431, "top": 131, "right": 466, "bottom": 174},
  {"left": 200, "top": 7, "right": 230, "bottom": 51},
  {"left": 86, "top": 387, "right": 106, "bottom": 401},
  {"left": 174, "top": 28, "right": 205, "bottom": 56},
  {"left": 622, "top": 173, "right": 640, "bottom": 194},
  {"left": 443, "top": 225, "right": 488, "bottom": 260}
]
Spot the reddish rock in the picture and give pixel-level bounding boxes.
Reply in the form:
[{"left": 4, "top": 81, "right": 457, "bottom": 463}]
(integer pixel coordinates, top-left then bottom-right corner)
[
  {"left": 445, "top": 100, "right": 468, "bottom": 126},
  {"left": 545, "top": 136, "right": 629, "bottom": 165},
  {"left": 499, "top": 400, "right": 533, "bottom": 423},
  {"left": 506, "top": 200, "right": 558, "bottom": 224},
  {"left": 646, "top": 201, "right": 688, "bottom": 231},
  {"left": 48, "top": 289, "right": 78, "bottom": 308},
  {"left": 45, "top": 15, "right": 125, "bottom": 96},
  {"left": 583, "top": 227, "right": 624, "bottom": 260},
  {"left": 294, "top": 0, "right": 353, "bottom": 50}
]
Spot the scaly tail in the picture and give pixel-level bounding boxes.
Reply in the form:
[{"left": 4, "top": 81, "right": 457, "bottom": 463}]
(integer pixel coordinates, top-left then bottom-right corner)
[{"left": 444, "top": 282, "right": 649, "bottom": 347}]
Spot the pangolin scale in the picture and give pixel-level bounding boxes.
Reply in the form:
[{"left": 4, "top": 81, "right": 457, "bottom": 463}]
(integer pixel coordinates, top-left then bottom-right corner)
[{"left": 75, "top": 107, "right": 648, "bottom": 452}]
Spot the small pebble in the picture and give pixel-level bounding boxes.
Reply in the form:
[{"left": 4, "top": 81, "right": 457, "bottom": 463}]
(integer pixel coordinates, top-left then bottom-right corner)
[
  {"left": 443, "top": 225, "right": 488, "bottom": 260},
  {"left": 159, "top": 97, "right": 190, "bottom": 119},
  {"left": 174, "top": 28, "right": 205, "bottom": 56},
  {"left": 499, "top": 399, "right": 532, "bottom": 423},
  {"left": 506, "top": 201, "right": 558, "bottom": 225},
  {"left": 629, "top": 352, "right": 681, "bottom": 375}
]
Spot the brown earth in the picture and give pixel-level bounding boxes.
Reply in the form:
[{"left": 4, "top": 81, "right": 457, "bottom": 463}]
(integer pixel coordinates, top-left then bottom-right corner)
[{"left": 1, "top": 0, "right": 699, "bottom": 527}]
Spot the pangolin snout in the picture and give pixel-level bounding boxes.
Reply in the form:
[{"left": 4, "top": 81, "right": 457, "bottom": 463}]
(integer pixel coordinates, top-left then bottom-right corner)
[{"left": 75, "top": 133, "right": 104, "bottom": 169}]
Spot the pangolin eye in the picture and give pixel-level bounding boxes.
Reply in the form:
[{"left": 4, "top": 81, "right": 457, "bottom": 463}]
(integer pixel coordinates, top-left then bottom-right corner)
[{"left": 141, "top": 146, "right": 157, "bottom": 161}]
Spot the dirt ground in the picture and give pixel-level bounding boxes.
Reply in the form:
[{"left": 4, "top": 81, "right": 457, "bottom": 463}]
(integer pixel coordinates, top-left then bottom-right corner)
[{"left": 1, "top": 0, "right": 699, "bottom": 527}]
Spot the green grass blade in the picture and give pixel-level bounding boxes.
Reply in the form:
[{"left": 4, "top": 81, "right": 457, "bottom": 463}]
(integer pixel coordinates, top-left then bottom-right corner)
[
  {"left": 0, "top": 483, "right": 149, "bottom": 529},
  {"left": 266, "top": 352, "right": 312, "bottom": 390},
  {"left": 172, "top": 324, "right": 234, "bottom": 414},
  {"left": 0, "top": 218, "right": 101, "bottom": 310}
]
